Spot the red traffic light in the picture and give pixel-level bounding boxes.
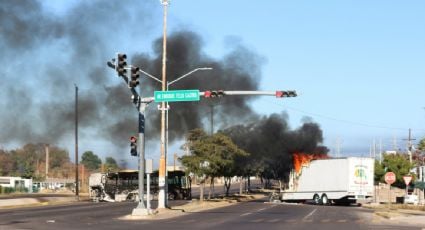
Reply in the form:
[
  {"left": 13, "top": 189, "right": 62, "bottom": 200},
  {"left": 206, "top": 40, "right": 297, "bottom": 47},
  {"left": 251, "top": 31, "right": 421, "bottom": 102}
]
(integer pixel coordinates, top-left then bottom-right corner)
[
  {"left": 204, "top": 91, "right": 212, "bottom": 98},
  {"left": 276, "top": 90, "right": 297, "bottom": 98},
  {"left": 130, "top": 136, "right": 137, "bottom": 143},
  {"left": 204, "top": 90, "right": 224, "bottom": 98},
  {"left": 276, "top": 91, "right": 284, "bottom": 97}
]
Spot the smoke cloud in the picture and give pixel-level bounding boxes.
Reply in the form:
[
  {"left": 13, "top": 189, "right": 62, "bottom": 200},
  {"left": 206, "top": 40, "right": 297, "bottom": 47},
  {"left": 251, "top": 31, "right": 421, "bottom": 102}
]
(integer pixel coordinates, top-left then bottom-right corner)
[
  {"left": 1, "top": 0, "right": 328, "bottom": 167},
  {"left": 0, "top": 0, "right": 263, "bottom": 153}
]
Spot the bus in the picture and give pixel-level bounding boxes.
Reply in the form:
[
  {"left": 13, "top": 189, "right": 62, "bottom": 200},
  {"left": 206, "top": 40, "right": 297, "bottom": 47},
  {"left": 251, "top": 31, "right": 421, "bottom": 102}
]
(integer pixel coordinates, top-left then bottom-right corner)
[{"left": 89, "top": 170, "right": 191, "bottom": 202}]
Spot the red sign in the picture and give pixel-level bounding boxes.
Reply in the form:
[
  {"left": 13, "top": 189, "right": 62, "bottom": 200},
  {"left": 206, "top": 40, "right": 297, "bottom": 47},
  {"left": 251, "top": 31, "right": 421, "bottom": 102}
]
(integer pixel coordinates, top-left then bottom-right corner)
[
  {"left": 385, "top": 172, "right": 396, "bottom": 185},
  {"left": 403, "top": 175, "right": 412, "bottom": 186}
]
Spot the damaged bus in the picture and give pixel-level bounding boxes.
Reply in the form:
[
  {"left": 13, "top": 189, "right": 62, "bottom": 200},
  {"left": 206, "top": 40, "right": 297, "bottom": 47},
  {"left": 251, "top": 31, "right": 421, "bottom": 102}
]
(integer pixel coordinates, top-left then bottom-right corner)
[{"left": 89, "top": 170, "right": 191, "bottom": 202}]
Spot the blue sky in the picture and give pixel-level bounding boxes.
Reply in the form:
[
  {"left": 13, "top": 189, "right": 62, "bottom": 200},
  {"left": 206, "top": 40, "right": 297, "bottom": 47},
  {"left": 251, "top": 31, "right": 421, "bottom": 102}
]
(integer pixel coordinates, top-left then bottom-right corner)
[
  {"left": 165, "top": 1, "right": 424, "bottom": 156},
  {"left": 169, "top": 0, "right": 425, "bottom": 156},
  {"left": 4, "top": 0, "right": 425, "bottom": 167}
]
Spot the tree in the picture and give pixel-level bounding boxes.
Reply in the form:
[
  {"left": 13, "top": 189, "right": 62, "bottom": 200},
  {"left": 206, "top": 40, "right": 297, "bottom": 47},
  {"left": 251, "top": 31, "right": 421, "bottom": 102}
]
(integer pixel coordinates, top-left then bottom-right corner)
[
  {"left": 212, "top": 132, "right": 248, "bottom": 196},
  {"left": 81, "top": 151, "right": 102, "bottom": 171},
  {"left": 375, "top": 153, "right": 414, "bottom": 188},
  {"left": 48, "top": 146, "right": 70, "bottom": 169},
  {"left": 180, "top": 129, "right": 211, "bottom": 202},
  {"left": 0, "top": 149, "right": 13, "bottom": 176},
  {"left": 0, "top": 144, "right": 71, "bottom": 179},
  {"left": 418, "top": 138, "right": 425, "bottom": 152},
  {"left": 104, "top": 157, "right": 119, "bottom": 171},
  {"left": 180, "top": 129, "right": 247, "bottom": 200}
]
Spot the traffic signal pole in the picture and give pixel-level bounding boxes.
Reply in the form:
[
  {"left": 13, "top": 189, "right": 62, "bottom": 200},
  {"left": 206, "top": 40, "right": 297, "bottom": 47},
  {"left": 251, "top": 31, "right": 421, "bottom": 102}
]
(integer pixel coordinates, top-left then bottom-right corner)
[
  {"left": 107, "top": 55, "right": 154, "bottom": 215},
  {"left": 132, "top": 98, "right": 153, "bottom": 216}
]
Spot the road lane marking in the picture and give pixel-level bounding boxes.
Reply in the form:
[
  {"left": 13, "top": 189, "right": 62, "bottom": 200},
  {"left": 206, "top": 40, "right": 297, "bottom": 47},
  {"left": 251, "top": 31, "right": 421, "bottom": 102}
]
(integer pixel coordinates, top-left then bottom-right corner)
[
  {"left": 240, "top": 212, "right": 252, "bottom": 217},
  {"left": 337, "top": 219, "right": 347, "bottom": 223},
  {"left": 302, "top": 208, "right": 317, "bottom": 221},
  {"left": 321, "top": 219, "right": 331, "bottom": 223},
  {"left": 267, "top": 218, "right": 280, "bottom": 223},
  {"left": 257, "top": 208, "right": 267, "bottom": 212}
]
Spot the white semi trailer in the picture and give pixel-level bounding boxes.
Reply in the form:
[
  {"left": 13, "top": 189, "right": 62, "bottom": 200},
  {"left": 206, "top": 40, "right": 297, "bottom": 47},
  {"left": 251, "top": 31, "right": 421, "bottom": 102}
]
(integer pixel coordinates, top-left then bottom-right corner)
[{"left": 281, "top": 157, "right": 374, "bottom": 205}]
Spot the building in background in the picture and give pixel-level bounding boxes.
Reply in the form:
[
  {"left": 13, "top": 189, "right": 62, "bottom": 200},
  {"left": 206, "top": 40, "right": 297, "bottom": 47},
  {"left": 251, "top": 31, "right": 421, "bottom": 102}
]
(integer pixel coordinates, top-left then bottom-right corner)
[{"left": 0, "top": 177, "right": 33, "bottom": 193}]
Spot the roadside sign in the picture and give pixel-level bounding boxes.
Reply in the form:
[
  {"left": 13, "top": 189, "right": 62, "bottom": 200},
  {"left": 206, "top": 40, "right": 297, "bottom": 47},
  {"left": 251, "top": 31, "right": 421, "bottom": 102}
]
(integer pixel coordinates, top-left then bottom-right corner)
[
  {"left": 403, "top": 175, "right": 412, "bottom": 186},
  {"left": 385, "top": 172, "right": 396, "bottom": 185},
  {"left": 154, "top": 90, "right": 200, "bottom": 102}
]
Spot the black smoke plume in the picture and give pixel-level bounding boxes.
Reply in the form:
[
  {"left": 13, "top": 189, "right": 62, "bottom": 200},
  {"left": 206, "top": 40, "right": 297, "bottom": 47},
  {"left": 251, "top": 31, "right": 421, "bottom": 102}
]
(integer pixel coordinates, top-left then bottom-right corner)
[
  {"left": 223, "top": 113, "right": 329, "bottom": 179},
  {"left": 0, "top": 0, "right": 263, "bottom": 152},
  {"left": 131, "top": 31, "right": 263, "bottom": 142}
]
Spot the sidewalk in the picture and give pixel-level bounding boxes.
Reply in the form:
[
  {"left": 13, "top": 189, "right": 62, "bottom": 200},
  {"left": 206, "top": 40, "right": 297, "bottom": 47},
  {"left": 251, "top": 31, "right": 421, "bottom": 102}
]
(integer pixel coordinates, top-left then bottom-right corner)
[{"left": 0, "top": 194, "right": 87, "bottom": 209}]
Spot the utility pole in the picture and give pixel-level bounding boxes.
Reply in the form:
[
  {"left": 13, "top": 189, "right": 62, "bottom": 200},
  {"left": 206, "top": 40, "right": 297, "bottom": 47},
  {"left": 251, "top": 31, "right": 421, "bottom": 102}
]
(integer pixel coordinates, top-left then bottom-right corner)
[
  {"left": 379, "top": 139, "right": 383, "bottom": 163},
  {"left": 403, "top": 128, "right": 416, "bottom": 163},
  {"left": 158, "top": 0, "right": 169, "bottom": 209},
  {"left": 173, "top": 153, "right": 177, "bottom": 171},
  {"left": 74, "top": 84, "right": 79, "bottom": 199},
  {"left": 45, "top": 144, "right": 49, "bottom": 179},
  {"left": 393, "top": 134, "right": 398, "bottom": 152}
]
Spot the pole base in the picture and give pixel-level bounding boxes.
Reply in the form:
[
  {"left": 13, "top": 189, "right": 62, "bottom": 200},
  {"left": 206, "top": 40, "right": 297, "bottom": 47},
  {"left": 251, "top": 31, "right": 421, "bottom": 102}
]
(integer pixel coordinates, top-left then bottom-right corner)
[{"left": 132, "top": 207, "right": 150, "bottom": 216}]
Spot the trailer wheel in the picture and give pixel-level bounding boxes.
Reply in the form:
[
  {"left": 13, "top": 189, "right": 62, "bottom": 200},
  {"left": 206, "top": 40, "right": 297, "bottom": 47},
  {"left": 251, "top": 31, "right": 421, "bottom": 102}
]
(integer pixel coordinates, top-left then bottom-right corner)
[
  {"left": 313, "top": 194, "right": 321, "bottom": 205},
  {"left": 321, "top": 194, "right": 329, "bottom": 205}
]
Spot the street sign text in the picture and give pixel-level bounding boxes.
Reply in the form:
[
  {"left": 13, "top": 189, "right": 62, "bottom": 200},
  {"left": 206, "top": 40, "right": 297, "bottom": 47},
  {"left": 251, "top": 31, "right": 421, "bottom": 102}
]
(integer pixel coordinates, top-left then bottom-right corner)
[{"left": 154, "top": 90, "right": 200, "bottom": 102}]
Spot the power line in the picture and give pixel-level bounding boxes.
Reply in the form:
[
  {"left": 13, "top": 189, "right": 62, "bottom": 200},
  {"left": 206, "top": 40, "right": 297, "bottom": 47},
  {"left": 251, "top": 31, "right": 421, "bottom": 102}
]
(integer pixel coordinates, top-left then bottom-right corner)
[{"left": 262, "top": 98, "right": 425, "bottom": 132}]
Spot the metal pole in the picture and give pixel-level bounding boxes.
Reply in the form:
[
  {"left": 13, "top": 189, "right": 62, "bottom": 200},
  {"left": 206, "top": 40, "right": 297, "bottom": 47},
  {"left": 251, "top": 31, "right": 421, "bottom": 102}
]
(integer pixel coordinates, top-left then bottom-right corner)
[
  {"left": 165, "top": 83, "right": 169, "bottom": 206},
  {"left": 75, "top": 84, "right": 79, "bottom": 199},
  {"left": 147, "top": 173, "right": 151, "bottom": 211},
  {"left": 132, "top": 102, "right": 148, "bottom": 215},
  {"left": 158, "top": 0, "right": 168, "bottom": 209},
  {"left": 45, "top": 144, "right": 49, "bottom": 179}
]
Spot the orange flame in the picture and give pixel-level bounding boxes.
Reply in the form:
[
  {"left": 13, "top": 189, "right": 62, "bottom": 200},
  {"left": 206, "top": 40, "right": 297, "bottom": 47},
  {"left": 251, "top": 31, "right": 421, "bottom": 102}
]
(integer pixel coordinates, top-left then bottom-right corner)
[{"left": 293, "top": 153, "right": 328, "bottom": 174}]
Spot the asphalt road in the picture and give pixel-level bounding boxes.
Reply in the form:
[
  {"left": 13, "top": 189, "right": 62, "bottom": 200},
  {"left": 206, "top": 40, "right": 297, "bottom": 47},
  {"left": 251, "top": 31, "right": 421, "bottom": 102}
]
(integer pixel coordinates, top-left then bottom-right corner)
[{"left": 1, "top": 198, "right": 423, "bottom": 230}]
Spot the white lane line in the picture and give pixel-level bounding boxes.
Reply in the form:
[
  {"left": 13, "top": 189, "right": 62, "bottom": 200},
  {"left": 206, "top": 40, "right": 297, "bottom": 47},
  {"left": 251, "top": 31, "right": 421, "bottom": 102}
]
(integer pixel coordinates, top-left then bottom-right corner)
[
  {"left": 302, "top": 208, "right": 317, "bottom": 221},
  {"left": 240, "top": 212, "right": 252, "bottom": 217},
  {"left": 257, "top": 208, "right": 267, "bottom": 212}
]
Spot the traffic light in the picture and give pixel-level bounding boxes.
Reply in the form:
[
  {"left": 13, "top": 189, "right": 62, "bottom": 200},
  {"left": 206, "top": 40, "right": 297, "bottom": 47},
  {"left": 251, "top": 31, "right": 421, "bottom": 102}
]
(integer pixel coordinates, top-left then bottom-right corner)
[
  {"left": 128, "top": 66, "right": 140, "bottom": 88},
  {"left": 204, "top": 90, "right": 225, "bottom": 98},
  {"left": 116, "top": 53, "right": 127, "bottom": 77},
  {"left": 130, "top": 136, "right": 137, "bottom": 156},
  {"left": 276, "top": 90, "right": 297, "bottom": 98}
]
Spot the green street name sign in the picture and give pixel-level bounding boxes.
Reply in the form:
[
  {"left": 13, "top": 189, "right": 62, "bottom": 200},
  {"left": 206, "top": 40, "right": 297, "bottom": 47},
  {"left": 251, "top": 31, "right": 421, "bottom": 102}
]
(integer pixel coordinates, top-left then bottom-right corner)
[{"left": 154, "top": 90, "right": 200, "bottom": 102}]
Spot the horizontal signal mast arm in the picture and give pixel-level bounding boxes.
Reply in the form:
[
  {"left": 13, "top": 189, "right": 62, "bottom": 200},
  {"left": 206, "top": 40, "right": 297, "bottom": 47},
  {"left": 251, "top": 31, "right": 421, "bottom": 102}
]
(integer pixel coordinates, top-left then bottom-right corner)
[{"left": 200, "top": 90, "right": 297, "bottom": 97}]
